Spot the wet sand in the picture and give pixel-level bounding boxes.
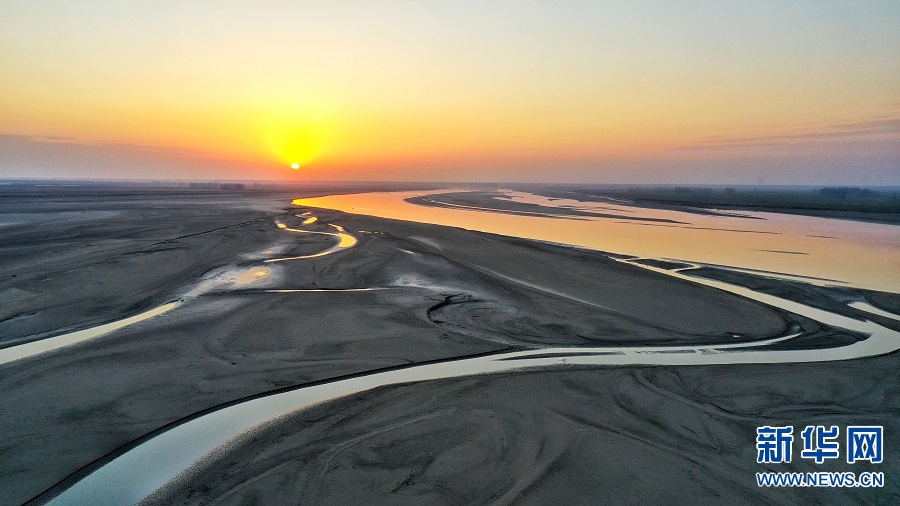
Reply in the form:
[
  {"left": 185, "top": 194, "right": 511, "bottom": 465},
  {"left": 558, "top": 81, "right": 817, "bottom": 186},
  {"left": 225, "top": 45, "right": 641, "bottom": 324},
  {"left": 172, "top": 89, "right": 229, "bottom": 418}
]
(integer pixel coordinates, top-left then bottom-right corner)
[
  {"left": 523, "top": 186, "right": 900, "bottom": 225},
  {"left": 146, "top": 358, "right": 898, "bottom": 505},
  {"left": 0, "top": 191, "right": 289, "bottom": 345},
  {"left": 405, "top": 191, "right": 685, "bottom": 223},
  {"left": 298, "top": 189, "right": 900, "bottom": 292},
  {"left": 1, "top": 187, "right": 897, "bottom": 505}
]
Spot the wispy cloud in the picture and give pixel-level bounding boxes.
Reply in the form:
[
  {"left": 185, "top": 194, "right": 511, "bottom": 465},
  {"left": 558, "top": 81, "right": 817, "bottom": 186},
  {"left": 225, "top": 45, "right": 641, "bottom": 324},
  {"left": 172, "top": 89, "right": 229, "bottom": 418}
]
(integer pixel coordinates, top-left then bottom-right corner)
[
  {"left": 35, "top": 135, "right": 80, "bottom": 142},
  {"left": 102, "top": 142, "right": 215, "bottom": 158},
  {"left": 0, "top": 134, "right": 213, "bottom": 158},
  {"left": 0, "top": 133, "right": 267, "bottom": 180},
  {"left": 0, "top": 134, "right": 80, "bottom": 143},
  {"left": 673, "top": 117, "right": 900, "bottom": 151}
]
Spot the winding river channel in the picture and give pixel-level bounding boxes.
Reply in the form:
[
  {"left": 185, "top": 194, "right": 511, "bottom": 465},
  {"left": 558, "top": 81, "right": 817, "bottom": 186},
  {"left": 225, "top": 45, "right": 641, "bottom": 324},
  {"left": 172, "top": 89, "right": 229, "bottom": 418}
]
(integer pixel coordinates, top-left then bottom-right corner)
[{"left": 30, "top": 191, "right": 899, "bottom": 504}]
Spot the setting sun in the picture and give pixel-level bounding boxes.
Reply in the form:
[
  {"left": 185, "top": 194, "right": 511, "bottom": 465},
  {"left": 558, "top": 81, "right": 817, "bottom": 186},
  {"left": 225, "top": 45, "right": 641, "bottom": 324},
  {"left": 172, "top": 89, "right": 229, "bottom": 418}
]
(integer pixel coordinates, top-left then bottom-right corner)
[
  {"left": 291, "top": 163, "right": 300, "bottom": 170},
  {"left": 1, "top": 2, "right": 896, "bottom": 184}
]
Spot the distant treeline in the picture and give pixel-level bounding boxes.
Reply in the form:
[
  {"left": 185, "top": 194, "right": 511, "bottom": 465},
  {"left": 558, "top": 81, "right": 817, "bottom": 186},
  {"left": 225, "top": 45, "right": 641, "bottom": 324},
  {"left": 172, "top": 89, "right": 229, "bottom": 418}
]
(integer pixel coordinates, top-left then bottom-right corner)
[
  {"left": 187, "top": 182, "right": 245, "bottom": 190},
  {"left": 817, "top": 187, "right": 881, "bottom": 198},
  {"left": 661, "top": 186, "right": 887, "bottom": 198},
  {"left": 542, "top": 184, "right": 900, "bottom": 221}
]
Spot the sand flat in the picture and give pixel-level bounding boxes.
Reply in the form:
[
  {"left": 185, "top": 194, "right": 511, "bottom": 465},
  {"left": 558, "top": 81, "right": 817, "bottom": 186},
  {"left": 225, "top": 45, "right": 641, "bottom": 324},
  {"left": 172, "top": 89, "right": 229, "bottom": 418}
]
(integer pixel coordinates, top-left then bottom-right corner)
[{"left": 1, "top": 187, "right": 896, "bottom": 505}]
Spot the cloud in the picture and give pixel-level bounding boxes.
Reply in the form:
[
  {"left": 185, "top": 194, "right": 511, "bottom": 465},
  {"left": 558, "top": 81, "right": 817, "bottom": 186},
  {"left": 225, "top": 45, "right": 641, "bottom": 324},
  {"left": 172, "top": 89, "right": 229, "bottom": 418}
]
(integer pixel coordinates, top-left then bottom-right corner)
[
  {"left": 0, "top": 133, "right": 266, "bottom": 180},
  {"left": 34, "top": 135, "right": 80, "bottom": 142},
  {"left": 673, "top": 116, "right": 900, "bottom": 151},
  {"left": 0, "top": 134, "right": 79, "bottom": 143},
  {"left": 101, "top": 142, "right": 215, "bottom": 158},
  {"left": 0, "top": 134, "right": 213, "bottom": 158}
]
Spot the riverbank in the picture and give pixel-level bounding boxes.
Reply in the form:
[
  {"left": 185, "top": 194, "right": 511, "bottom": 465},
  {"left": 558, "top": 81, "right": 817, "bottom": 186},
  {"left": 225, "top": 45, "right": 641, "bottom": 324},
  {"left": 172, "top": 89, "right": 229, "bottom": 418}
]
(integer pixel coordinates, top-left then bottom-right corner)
[
  {"left": 147, "top": 356, "right": 898, "bottom": 505},
  {"left": 298, "top": 189, "right": 900, "bottom": 293},
  {"left": 1, "top": 188, "right": 896, "bottom": 504},
  {"left": 523, "top": 185, "right": 900, "bottom": 225}
]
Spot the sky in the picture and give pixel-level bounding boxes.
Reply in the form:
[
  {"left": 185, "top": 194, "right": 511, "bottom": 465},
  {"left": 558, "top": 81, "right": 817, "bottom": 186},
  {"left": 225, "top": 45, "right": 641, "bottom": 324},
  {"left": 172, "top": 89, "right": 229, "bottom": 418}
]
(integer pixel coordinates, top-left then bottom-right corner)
[{"left": 1, "top": 0, "right": 898, "bottom": 184}]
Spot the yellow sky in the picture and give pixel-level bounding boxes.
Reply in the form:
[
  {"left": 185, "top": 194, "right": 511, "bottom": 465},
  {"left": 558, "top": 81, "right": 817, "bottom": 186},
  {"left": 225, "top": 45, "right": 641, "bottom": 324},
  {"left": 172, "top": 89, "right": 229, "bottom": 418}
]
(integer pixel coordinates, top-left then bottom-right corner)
[{"left": 1, "top": 1, "right": 898, "bottom": 183}]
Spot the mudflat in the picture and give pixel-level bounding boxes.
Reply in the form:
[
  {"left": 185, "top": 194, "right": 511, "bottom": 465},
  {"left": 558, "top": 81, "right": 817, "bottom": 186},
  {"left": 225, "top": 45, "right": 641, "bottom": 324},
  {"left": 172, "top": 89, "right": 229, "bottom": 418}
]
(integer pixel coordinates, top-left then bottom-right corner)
[
  {"left": 148, "top": 357, "right": 898, "bottom": 505},
  {"left": 0, "top": 187, "right": 896, "bottom": 505}
]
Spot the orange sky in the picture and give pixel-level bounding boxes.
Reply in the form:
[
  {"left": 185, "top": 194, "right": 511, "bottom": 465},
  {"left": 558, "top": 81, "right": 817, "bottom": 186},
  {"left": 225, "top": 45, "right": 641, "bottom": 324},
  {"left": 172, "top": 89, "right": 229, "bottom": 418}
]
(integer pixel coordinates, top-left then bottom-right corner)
[{"left": 1, "top": 1, "right": 898, "bottom": 183}]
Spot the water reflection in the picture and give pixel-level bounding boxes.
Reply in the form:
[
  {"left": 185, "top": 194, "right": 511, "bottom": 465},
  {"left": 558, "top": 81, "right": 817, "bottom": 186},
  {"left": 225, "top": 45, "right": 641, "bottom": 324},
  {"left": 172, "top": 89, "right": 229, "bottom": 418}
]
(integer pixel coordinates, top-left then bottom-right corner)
[
  {"left": 266, "top": 219, "right": 357, "bottom": 262},
  {"left": 236, "top": 268, "right": 270, "bottom": 285},
  {"left": 0, "top": 302, "right": 179, "bottom": 366},
  {"left": 294, "top": 191, "right": 900, "bottom": 292}
]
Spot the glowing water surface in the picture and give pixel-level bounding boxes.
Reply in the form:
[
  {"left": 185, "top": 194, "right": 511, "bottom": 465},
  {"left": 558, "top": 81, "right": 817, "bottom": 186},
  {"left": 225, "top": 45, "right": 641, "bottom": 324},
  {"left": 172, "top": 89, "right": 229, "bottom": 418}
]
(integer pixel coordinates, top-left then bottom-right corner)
[
  {"left": 235, "top": 268, "right": 270, "bottom": 284},
  {"left": 0, "top": 303, "right": 179, "bottom": 366},
  {"left": 294, "top": 190, "right": 900, "bottom": 292},
  {"left": 265, "top": 221, "right": 357, "bottom": 262}
]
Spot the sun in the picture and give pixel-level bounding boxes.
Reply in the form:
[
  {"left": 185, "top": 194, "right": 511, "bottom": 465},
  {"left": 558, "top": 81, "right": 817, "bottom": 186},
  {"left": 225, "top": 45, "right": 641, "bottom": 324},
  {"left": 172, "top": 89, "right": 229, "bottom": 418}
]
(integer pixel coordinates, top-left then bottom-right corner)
[{"left": 261, "top": 98, "right": 336, "bottom": 171}]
